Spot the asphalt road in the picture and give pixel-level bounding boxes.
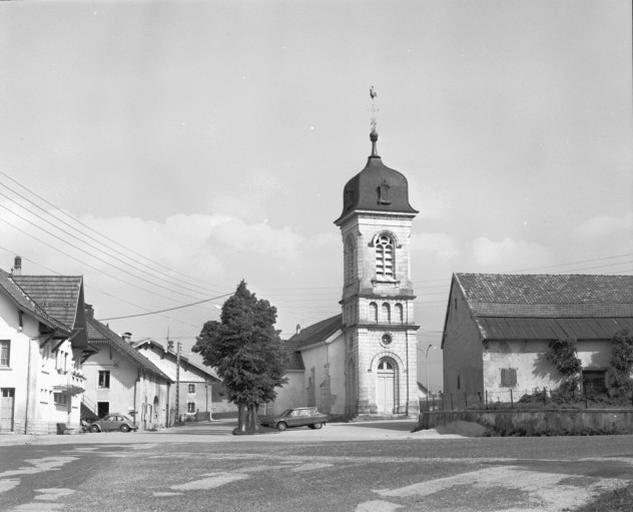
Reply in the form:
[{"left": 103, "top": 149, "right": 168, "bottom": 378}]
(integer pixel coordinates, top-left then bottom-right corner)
[{"left": 1, "top": 420, "right": 632, "bottom": 512}]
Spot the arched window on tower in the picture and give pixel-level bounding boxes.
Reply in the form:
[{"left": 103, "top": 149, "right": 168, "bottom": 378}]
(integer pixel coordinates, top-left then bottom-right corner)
[
  {"left": 344, "top": 236, "right": 356, "bottom": 284},
  {"left": 395, "top": 303, "right": 403, "bottom": 323},
  {"left": 375, "top": 233, "right": 395, "bottom": 279},
  {"left": 369, "top": 302, "right": 378, "bottom": 322},
  {"left": 382, "top": 303, "right": 391, "bottom": 323}
]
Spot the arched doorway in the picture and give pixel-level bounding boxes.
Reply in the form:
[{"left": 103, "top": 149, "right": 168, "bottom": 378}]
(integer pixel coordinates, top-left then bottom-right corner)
[{"left": 376, "top": 357, "right": 397, "bottom": 414}]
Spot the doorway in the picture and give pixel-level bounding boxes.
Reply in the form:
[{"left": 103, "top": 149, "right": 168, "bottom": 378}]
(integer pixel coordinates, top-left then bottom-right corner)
[
  {"left": 0, "top": 388, "right": 15, "bottom": 432},
  {"left": 97, "top": 401, "right": 109, "bottom": 418},
  {"left": 376, "top": 358, "right": 397, "bottom": 414}
]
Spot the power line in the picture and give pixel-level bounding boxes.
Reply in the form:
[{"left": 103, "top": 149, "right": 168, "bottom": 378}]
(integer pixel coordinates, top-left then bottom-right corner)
[
  {"left": 0, "top": 185, "right": 224, "bottom": 298},
  {"left": 97, "top": 292, "right": 234, "bottom": 321},
  {"left": 0, "top": 169, "right": 229, "bottom": 295}
]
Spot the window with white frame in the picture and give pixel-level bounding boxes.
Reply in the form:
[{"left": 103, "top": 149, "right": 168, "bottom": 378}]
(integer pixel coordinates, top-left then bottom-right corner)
[
  {"left": 0, "top": 340, "right": 10, "bottom": 367},
  {"left": 188, "top": 383, "right": 195, "bottom": 394},
  {"left": 98, "top": 370, "right": 111, "bottom": 389},
  {"left": 187, "top": 402, "right": 196, "bottom": 413},
  {"left": 375, "top": 234, "right": 394, "bottom": 279}
]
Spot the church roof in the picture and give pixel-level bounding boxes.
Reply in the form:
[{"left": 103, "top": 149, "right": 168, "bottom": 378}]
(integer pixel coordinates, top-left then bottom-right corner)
[
  {"left": 334, "top": 133, "right": 417, "bottom": 225},
  {"left": 288, "top": 314, "right": 343, "bottom": 350}
]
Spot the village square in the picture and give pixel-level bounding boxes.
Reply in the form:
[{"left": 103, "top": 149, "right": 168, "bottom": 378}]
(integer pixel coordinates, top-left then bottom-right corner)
[{"left": 1, "top": 1, "right": 632, "bottom": 511}]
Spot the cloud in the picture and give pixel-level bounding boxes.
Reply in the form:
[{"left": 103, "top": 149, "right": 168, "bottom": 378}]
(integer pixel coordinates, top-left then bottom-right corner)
[
  {"left": 412, "top": 232, "right": 459, "bottom": 262},
  {"left": 571, "top": 211, "right": 633, "bottom": 240},
  {"left": 472, "top": 236, "right": 552, "bottom": 271}
]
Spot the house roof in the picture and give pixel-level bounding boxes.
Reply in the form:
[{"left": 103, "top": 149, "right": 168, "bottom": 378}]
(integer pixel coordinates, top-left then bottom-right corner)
[
  {"left": 133, "top": 339, "right": 220, "bottom": 381},
  {"left": 12, "top": 275, "right": 84, "bottom": 330},
  {"left": 456, "top": 273, "right": 633, "bottom": 317},
  {"left": 287, "top": 314, "right": 343, "bottom": 350},
  {"left": 451, "top": 273, "right": 633, "bottom": 342},
  {"left": 87, "top": 315, "right": 173, "bottom": 383},
  {"left": 0, "top": 269, "right": 69, "bottom": 335}
]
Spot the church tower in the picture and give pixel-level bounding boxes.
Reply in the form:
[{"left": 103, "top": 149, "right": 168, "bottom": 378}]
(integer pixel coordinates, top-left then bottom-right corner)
[{"left": 334, "top": 126, "right": 419, "bottom": 418}]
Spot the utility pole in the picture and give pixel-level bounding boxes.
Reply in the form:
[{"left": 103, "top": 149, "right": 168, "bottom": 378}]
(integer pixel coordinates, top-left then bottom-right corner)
[{"left": 175, "top": 341, "right": 181, "bottom": 424}]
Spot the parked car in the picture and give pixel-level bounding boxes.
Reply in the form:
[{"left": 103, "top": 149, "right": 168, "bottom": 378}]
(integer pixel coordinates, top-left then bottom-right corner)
[
  {"left": 259, "top": 407, "right": 328, "bottom": 431},
  {"left": 89, "top": 414, "right": 138, "bottom": 433}
]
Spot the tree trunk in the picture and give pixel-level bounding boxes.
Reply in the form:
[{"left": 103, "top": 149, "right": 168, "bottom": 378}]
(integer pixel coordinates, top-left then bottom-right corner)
[
  {"left": 234, "top": 403, "right": 248, "bottom": 434},
  {"left": 246, "top": 403, "right": 261, "bottom": 433}
]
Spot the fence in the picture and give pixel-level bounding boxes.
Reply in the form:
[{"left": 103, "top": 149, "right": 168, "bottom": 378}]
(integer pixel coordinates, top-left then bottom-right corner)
[{"left": 420, "top": 388, "right": 633, "bottom": 412}]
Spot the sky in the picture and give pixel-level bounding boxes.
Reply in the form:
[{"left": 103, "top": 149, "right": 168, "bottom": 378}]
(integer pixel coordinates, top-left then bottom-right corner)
[{"left": 0, "top": 1, "right": 631, "bottom": 391}]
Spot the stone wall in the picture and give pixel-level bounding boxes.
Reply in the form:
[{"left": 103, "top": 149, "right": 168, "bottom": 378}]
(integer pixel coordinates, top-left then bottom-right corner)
[{"left": 419, "top": 408, "right": 633, "bottom": 435}]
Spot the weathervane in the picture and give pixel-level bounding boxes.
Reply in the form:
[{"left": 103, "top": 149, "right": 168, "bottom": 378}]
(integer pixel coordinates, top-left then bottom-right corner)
[{"left": 369, "top": 85, "right": 379, "bottom": 156}]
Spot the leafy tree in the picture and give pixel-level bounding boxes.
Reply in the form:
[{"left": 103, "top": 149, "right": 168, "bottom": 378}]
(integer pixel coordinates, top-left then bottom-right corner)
[
  {"left": 546, "top": 337, "right": 582, "bottom": 399},
  {"left": 606, "top": 328, "right": 633, "bottom": 397},
  {"left": 193, "top": 281, "right": 287, "bottom": 434}
]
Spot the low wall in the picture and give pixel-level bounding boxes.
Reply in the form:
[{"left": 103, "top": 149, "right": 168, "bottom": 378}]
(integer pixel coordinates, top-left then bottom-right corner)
[{"left": 419, "top": 409, "right": 633, "bottom": 436}]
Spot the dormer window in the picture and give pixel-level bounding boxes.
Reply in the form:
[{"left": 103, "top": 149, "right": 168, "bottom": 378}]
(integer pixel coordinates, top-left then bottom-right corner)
[{"left": 377, "top": 181, "right": 391, "bottom": 205}]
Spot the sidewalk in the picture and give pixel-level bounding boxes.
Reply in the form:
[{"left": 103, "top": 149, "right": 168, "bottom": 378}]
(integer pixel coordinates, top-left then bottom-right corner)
[{"left": 0, "top": 419, "right": 460, "bottom": 447}]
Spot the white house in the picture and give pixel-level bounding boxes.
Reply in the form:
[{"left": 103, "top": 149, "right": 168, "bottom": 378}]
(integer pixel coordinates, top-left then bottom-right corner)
[
  {"left": 0, "top": 258, "right": 92, "bottom": 434},
  {"left": 442, "top": 273, "right": 633, "bottom": 401},
  {"left": 134, "top": 339, "right": 233, "bottom": 421},
  {"left": 82, "top": 306, "right": 172, "bottom": 430}
]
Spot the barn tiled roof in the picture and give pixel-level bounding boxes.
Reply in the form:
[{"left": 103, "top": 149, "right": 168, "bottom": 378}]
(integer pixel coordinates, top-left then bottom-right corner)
[
  {"left": 288, "top": 314, "right": 343, "bottom": 350},
  {"left": 456, "top": 273, "right": 633, "bottom": 318},
  {"left": 87, "top": 315, "right": 172, "bottom": 383},
  {"left": 453, "top": 273, "right": 633, "bottom": 341}
]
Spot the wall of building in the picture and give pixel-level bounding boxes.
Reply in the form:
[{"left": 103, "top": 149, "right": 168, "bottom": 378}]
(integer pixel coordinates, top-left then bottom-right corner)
[
  {"left": 0, "top": 294, "right": 83, "bottom": 434},
  {"left": 442, "top": 282, "right": 484, "bottom": 395},
  {"left": 483, "top": 338, "right": 616, "bottom": 398},
  {"left": 267, "top": 371, "right": 305, "bottom": 415},
  {"left": 83, "top": 346, "right": 139, "bottom": 421}
]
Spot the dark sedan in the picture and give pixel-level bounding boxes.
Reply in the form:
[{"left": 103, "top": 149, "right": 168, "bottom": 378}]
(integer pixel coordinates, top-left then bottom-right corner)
[{"left": 259, "top": 407, "right": 328, "bottom": 431}]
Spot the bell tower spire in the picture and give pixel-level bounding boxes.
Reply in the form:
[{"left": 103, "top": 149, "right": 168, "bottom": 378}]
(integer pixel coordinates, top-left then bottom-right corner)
[{"left": 369, "top": 86, "right": 379, "bottom": 157}]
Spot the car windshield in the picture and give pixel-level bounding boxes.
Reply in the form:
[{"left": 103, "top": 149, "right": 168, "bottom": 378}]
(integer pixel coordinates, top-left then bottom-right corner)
[{"left": 279, "top": 409, "right": 292, "bottom": 417}]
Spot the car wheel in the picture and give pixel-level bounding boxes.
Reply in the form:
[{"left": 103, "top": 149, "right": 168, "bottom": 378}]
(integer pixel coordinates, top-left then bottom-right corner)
[
  {"left": 120, "top": 424, "right": 131, "bottom": 433},
  {"left": 277, "top": 422, "right": 287, "bottom": 432},
  {"left": 89, "top": 424, "right": 100, "bottom": 433},
  {"left": 312, "top": 423, "right": 323, "bottom": 429}
]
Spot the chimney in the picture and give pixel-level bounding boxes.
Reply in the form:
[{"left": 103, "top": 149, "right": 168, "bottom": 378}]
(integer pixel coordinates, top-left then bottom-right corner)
[
  {"left": 12, "top": 256, "right": 22, "bottom": 276},
  {"left": 296, "top": 324, "right": 301, "bottom": 335},
  {"left": 121, "top": 332, "right": 132, "bottom": 344},
  {"left": 167, "top": 340, "right": 174, "bottom": 351}
]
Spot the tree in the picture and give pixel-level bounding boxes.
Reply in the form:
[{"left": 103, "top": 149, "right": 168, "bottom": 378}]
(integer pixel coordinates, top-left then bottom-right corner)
[
  {"left": 193, "top": 280, "right": 288, "bottom": 434},
  {"left": 546, "top": 337, "right": 582, "bottom": 399},
  {"left": 606, "top": 328, "right": 633, "bottom": 397}
]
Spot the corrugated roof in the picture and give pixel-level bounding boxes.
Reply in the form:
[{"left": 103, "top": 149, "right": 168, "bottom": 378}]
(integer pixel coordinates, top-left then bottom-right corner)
[
  {"left": 12, "top": 275, "right": 83, "bottom": 330},
  {"left": 87, "top": 316, "right": 173, "bottom": 382},
  {"left": 0, "top": 269, "right": 69, "bottom": 334},
  {"left": 454, "top": 273, "right": 633, "bottom": 341},
  {"left": 477, "top": 317, "right": 633, "bottom": 340},
  {"left": 288, "top": 314, "right": 342, "bottom": 350}
]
